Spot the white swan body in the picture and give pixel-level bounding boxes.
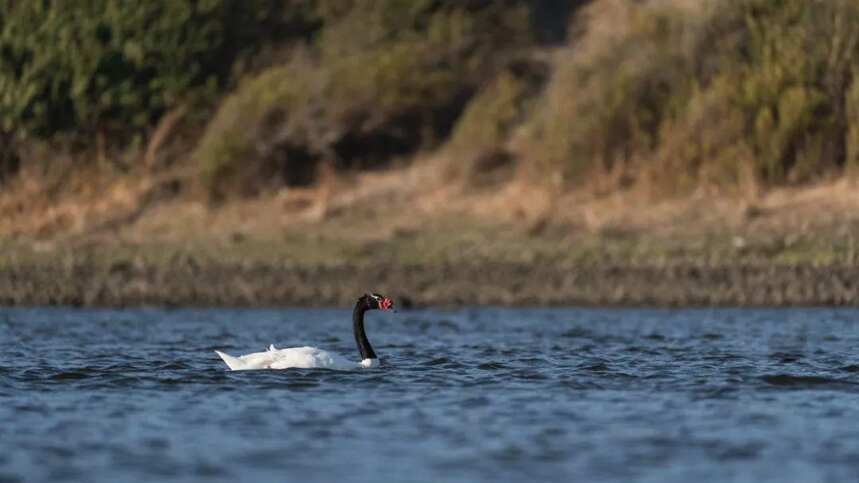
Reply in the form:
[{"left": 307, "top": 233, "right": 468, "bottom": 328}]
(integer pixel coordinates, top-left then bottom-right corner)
[
  {"left": 215, "top": 293, "right": 392, "bottom": 371},
  {"left": 215, "top": 344, "right": 378, "bottom": 371}
]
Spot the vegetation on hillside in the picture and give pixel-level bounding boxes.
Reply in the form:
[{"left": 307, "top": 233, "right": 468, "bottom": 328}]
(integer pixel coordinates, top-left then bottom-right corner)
[
  {"left": 195, "top": 0, "right": 535, "bottom": 200},
  {"left": 3, "top": 0, "right": 859, "bottom": 206},
  {"left": 526, "top": 0, "right": 859, "bottom": 193},
  {"left": 0, "top": 1, "right": 306, "bottom": 148}
]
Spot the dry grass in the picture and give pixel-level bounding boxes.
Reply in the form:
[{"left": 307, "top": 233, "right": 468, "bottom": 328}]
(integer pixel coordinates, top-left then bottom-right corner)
[
  {"left": 521, "top": 0, "right": 859, "bottom": 194},
  {"left": 5, "top": 151, "right": 859, "bottom": 247},
  {"left": 4, "top": 135, "right": 859, "bottom": 278},
  {"left": 0, "top": 161, "right": 190, "bottom": 240}
]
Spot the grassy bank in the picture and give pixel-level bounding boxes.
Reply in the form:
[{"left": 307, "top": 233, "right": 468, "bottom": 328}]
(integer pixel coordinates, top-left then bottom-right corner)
[{"left": 3, "top": 177, "right": 859, "bottom": 307}]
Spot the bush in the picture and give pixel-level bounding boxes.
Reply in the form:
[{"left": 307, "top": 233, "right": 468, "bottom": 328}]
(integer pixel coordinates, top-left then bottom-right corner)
[
  {"left": 445, "top": 61, "right": 547, "bottom": 185},
  {"left": 0, "top": 0, "right": 311, "bottom": 146},
  {"left": 195, "top": 0, "right": 534, "bottom": 200},
  {"left": 524, "top": 0, "right": 706, "bottom": 186},
  {"left": 525, "top": 0, "right": 859, "bottom": 192},
  {"left": 196, "top": 63, "right": 318, "bottom": 199}
]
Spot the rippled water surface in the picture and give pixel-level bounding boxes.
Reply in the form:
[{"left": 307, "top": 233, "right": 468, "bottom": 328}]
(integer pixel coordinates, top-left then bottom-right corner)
[{"left": 3, "top": 307, "right": 859, "bottom": 482}]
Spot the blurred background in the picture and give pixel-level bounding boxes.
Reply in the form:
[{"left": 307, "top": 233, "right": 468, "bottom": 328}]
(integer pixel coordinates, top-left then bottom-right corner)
[{"left": 2, "top": 0, "right": 859, "bottom": 306}]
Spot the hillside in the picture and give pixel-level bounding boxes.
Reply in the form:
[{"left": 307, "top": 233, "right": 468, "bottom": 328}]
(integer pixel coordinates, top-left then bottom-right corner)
[{"left": 3, "top": 0, "right": 859, "bottom": 306}]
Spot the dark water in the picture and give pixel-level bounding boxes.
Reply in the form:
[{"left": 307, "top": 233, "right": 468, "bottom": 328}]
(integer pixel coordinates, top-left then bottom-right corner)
[{"left": 2, "top": 307, "right": 859, "bottom": 483}]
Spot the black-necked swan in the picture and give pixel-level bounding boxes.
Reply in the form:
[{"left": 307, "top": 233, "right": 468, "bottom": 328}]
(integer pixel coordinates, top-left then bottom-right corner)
[{"left": 215, "top": 293, "right": 394, "bottom": 370}]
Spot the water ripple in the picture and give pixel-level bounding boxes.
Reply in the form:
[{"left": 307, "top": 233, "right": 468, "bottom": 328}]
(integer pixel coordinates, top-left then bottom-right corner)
[{"left": 2, "top": 307, "right": 859, "bottom": 483}]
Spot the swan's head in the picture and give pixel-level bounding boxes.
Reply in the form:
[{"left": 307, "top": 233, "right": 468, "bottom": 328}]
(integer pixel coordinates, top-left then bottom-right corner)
[{"left": 363, "top": 293, "right": 394, "bottom": 311}]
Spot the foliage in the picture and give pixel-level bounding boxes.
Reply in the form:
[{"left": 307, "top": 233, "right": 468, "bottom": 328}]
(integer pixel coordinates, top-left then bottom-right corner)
[
  {"left": 11, "top": 0, "right": 859, "bottom": 200},
  {"left": 444, "top": 62, "right": 546, "bottom": 185},
  {"left": 526, "top": 0, "right": 859, "bottom": 192},
  {"left": 195, "top": 0, "right": 533, "bottom": 200},
  {"left": 449, "top": 72, "right": 530, "bottom": 157},
  {"left": 0, "top": 0, "right": 310, "bottom": 144}
]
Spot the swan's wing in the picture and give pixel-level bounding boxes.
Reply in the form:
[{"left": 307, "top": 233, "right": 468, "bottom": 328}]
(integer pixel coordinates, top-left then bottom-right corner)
[
  {"left": 218, "top": 346, "right": 357, "bottom": 370},
  {"left": 268, "top": 347, "right": 356, "bottom": 370},
  {"left": 230, "top": 349, "right": 283, "bottom": 369},
  {"left": 240, "top": 345, "right": 324, "bottom": 367}
]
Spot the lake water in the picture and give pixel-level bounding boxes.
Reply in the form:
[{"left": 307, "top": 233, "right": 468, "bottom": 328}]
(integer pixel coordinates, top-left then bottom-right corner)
[{"left": 2, "top": 307, "right": 859, "bottom": 483}]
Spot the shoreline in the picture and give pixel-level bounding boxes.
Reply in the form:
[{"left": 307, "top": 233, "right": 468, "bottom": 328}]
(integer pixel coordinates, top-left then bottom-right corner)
[
  {"left": 2, "top": 261, "right": 857, "bottom": 308},
  {"left": 4, "top": 176, "right": 859, "bottom": 309}
]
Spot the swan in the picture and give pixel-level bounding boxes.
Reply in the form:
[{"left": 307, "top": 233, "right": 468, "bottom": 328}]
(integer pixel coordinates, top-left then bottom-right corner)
[{"left": 215, "top": 293, "right": 394, "bottom": 370}]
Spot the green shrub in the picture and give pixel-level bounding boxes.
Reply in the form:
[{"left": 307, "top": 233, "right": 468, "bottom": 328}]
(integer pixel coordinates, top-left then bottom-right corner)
[
  {"left": 196, "top": 64, "right": 317, "bottom": 199},
  {"left": 0, "top": 0, "right": 310, "bottom": 145}
]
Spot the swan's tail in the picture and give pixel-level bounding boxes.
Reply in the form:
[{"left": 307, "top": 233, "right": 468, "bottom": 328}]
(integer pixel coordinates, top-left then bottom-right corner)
[{"left": 215, "top": 350, "right": 245, "bottom": 370}]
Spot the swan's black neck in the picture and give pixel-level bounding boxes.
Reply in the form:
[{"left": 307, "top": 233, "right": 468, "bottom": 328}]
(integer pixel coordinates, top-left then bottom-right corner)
[{"left": 353, "top": 302, "right": 377, "bottom": 360}]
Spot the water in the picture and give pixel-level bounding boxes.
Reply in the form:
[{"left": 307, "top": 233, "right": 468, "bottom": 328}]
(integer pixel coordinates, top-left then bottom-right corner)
[{"left": 2, "top": 307, "right": 859, "bottom": 483}]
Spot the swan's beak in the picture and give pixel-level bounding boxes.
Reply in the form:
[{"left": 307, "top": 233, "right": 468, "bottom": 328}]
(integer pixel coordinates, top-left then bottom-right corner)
[{"left": 379, "top": 297, "right": 394, "bottom": 311}]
